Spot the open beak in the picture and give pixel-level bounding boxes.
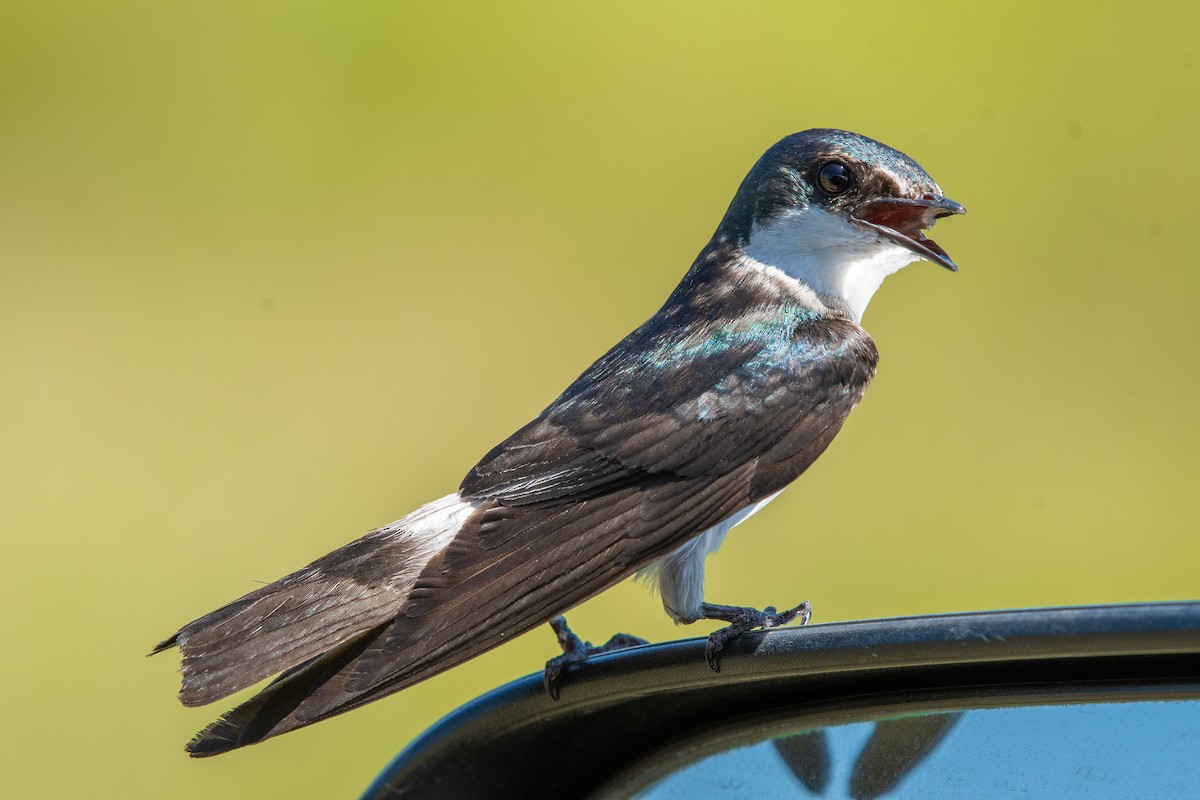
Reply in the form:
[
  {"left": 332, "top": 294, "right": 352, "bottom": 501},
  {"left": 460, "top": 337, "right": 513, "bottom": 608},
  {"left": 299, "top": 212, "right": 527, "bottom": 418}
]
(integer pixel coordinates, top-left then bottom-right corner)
[{"left": 852, "top": 194, "right": 966, "bottom": 272}]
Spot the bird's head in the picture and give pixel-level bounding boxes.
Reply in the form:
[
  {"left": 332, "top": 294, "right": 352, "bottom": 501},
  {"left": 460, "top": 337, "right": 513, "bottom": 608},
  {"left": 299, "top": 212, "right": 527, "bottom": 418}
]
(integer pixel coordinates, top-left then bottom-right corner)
[{"left": 717, "top": 129, "right": 965, "bottom": 321}]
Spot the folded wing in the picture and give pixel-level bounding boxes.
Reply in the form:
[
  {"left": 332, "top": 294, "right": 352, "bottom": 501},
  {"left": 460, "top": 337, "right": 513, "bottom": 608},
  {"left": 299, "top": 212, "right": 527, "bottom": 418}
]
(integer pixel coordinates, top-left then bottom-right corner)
[{"left": 163, "top": 284, "right": 878, "bottom": 755}]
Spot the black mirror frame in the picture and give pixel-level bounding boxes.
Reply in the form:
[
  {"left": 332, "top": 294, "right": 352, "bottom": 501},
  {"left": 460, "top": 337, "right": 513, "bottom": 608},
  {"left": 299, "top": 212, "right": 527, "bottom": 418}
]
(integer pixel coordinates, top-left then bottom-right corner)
[{"left": 362, "top": 603, "right": 1200, "bottom": 799}]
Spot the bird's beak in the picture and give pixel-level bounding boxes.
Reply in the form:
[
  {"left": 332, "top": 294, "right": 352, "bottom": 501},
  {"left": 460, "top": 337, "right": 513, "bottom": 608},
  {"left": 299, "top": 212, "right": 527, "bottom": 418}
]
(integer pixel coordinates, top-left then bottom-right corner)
[{"left": 852, "top": 194, "right": 966, "bottom": 272}]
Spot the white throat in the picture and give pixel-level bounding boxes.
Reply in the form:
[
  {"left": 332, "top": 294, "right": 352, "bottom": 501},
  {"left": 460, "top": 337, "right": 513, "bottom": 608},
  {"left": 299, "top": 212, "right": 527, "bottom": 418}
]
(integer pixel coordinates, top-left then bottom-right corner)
[{"left": 740, "top": 206, "right": 921, "bottom": 322}]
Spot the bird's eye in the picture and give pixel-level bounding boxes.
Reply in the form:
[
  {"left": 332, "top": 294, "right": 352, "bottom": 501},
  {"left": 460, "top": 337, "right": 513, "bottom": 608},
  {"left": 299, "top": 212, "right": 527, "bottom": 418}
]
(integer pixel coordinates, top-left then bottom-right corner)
[{"left": 817, "top": 162, "right": 855, "bottom": 196}]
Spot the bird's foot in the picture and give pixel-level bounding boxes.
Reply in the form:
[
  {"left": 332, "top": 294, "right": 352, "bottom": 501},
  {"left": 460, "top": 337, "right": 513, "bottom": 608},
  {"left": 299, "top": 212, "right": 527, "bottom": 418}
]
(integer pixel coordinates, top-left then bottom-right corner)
[
  {"left": 700, "top": 600, "right": 811, "bottom": 672},
  {"left": 542, "top": 615, "right": 649, "bottom": 700}
]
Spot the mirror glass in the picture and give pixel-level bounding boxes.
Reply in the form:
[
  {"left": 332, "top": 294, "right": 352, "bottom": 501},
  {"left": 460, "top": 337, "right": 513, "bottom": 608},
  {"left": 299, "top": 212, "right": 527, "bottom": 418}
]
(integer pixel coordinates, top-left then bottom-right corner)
[{"left": 633, "top": 700, "right": 1200, "bottom": 798}]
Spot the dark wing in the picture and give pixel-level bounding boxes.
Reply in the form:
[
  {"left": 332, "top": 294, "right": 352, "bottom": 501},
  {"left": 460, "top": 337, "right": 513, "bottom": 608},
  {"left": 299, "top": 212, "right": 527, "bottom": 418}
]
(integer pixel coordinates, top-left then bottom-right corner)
[
  {"left": 351, "top": 312, "right": 880, "bottom": 678},
  {"left": 183, "top": 307, "right": 878, "bottom": 755},
  {"left": 462, "top": 307, "right": 879, "bottom": 499}
]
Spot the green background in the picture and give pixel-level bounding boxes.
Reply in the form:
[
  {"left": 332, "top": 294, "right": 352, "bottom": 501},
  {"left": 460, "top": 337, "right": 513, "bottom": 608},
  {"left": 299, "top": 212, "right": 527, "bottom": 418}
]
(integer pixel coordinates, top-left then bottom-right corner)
[{"left": 3, "top": 2, "right": 1197, "bottom": 796}]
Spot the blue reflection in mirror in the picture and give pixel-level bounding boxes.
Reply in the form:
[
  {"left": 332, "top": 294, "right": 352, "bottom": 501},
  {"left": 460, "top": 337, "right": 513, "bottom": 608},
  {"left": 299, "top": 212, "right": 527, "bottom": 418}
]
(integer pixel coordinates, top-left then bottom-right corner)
[{"left": 635, "top": 701, "right": 1199, "bottom": 798}]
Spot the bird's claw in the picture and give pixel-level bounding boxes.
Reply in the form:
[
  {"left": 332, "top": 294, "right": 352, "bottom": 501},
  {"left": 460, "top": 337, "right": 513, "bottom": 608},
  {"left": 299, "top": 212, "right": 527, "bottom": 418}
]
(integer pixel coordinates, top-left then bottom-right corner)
[
  {"left": 542, "top": 615, "right": 648, "bottom": 700},
  {"left": 701, "top": 600, "right": 812, "bottom": 672}
]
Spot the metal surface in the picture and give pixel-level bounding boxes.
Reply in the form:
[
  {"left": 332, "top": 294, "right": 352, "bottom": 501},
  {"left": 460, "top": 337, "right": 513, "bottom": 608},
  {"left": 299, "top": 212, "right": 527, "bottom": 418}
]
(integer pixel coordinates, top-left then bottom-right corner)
[{"left": 360, "top": 603, "right": 1200, "bottom": 799}]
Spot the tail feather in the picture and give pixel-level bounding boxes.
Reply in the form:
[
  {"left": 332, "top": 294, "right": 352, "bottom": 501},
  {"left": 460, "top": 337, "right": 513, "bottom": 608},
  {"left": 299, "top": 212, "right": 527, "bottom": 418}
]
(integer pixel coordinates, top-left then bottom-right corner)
[
  {"left": 186, "top": 624, "right": 389, "bottom": 757},
  {"left": 154, "top": 494, "right": 480, "bottom": 707}
]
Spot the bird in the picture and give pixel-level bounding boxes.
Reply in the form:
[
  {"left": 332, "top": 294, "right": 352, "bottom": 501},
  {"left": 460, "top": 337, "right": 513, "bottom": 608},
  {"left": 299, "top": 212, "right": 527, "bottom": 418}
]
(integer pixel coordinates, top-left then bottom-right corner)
[{"left": 153, "top": 128, "right": 964, "bottom": 756}]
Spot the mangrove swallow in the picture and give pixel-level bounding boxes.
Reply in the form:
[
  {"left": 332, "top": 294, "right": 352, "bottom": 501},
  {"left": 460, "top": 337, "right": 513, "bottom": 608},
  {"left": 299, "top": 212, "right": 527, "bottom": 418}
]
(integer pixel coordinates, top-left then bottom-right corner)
[{"left": 154, "top": 128, "right": 965, "bottom": 756}]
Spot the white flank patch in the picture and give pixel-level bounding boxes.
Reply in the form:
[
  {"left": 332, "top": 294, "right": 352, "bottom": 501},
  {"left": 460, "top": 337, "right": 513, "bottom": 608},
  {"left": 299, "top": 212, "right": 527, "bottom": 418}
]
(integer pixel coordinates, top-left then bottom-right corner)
[
  {"left": 742, "top": 206, "right": 920, "bottom": 322},
  {"left": 641, "top": 491, "right": 782, "bottom": 623},
  {"left": 374, "top": 493, "right": 483, "bottom": 586}
]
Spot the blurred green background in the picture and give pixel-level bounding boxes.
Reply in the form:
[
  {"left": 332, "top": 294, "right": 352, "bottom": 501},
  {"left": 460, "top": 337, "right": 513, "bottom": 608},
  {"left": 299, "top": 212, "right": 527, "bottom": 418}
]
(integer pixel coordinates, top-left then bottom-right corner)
[{"left": 3, "top": 1, "right": 1198, "bottom": 796}]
